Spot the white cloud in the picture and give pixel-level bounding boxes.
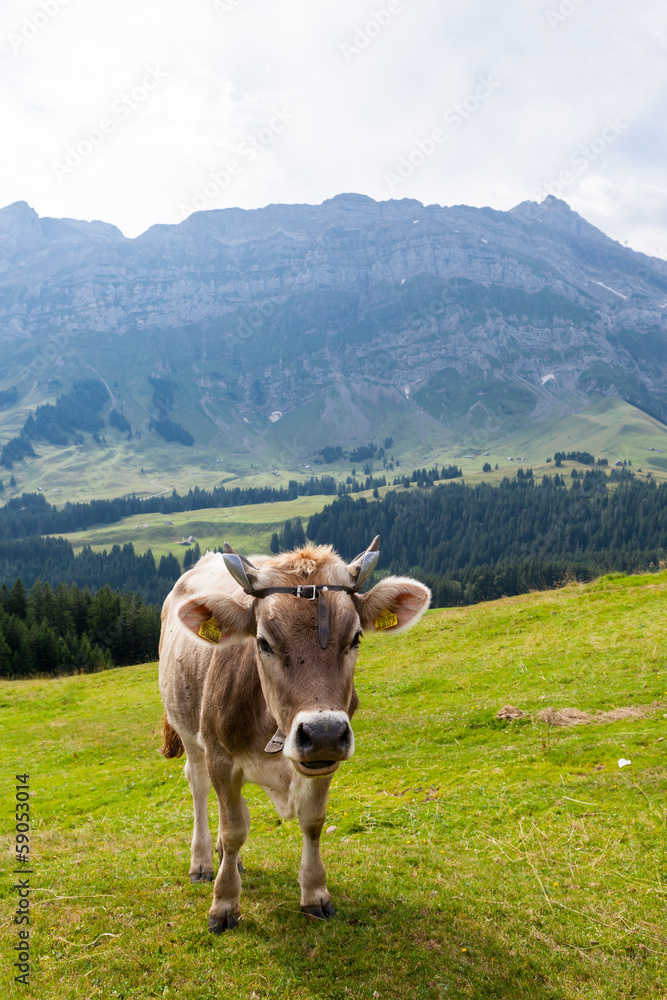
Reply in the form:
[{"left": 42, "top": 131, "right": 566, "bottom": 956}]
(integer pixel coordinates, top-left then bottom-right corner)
[
  {"left": 569, "top": 177, "right": 667, "bottom": 258},
  {"left": 0, "top": 0, "right": 664, "bottom": 257}
]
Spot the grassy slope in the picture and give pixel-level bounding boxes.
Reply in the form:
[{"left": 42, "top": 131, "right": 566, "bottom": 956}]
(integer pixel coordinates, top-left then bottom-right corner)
[
  {"left": 402, "top": 397, "right": 667, "bottom": 489},
  {"left": 57, "top": 448, "right": 666, "bottom": 570},
  {"left": 1, "top": 573, "right": 666, "bottom": 999},
  {"left": 59, "top": 495, "right": 337, "bottom": 561},
  {"left": 2, "top": 395, "right": 667, "bottom": 505}
]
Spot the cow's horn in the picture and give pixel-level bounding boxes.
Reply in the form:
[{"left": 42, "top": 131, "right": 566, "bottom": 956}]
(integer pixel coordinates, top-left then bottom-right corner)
[
  {"left": 222, "top": 542, "right": 257, "bottom": 593},
  {"left": 223, "top": 542, "right": 257, "bottom": 569},
  {"left": 347, "top": 534, "right": 380, "bottom": 591}
]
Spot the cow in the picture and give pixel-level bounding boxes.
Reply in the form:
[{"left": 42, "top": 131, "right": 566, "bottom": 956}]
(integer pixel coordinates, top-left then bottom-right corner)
[{"left": 158, "top": 536, "right": 430, "bottom": 933}]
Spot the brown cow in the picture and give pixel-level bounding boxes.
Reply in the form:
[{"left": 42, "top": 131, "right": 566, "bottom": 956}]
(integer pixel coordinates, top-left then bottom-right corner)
[{"left": 158, "top": 537, "right": 430, "bottom": 932}]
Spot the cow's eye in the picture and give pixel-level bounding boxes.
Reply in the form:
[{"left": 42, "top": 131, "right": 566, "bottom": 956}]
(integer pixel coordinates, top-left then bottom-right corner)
[
  {"left": 258, "top": 637, "right": 274, "bottom": 656},
  {"left": 350, "top": 632, "right": 362, "bottom": 650}
]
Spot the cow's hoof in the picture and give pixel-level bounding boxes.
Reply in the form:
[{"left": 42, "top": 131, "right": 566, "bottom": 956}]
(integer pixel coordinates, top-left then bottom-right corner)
[
  {"left": 190, "top": 868, "right": 215, "bottom": 883},
  {"left": 208, "top": 911, "right": 239, "bottom": 934},
  {"left": 301, "top": 900, "right": 336, "bottom": 921}
]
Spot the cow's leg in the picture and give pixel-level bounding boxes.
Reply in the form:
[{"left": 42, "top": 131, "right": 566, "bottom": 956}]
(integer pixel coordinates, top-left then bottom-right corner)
[
  {"left": 297, "top": 777, "right": 336, "bottom": 920},
  {"left": 207, "top": 761, "right": 250, "bottom": 933},
  {"left": 183, "top": 744, "right": 215, "bottom": 882},
  {"left": 214, "top": 830, "right": 245, "bottom": 873}
]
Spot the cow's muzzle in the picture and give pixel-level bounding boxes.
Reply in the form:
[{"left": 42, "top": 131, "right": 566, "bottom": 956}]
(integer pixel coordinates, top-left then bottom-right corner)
[{"left": 283, "top": 711, "right": 355, "bottom": 777}]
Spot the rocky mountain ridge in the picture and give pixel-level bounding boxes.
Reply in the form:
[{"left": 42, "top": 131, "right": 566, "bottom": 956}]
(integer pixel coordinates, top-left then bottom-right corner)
[{"left": 0, "top": 193, "right": 666, "bottom": 457}]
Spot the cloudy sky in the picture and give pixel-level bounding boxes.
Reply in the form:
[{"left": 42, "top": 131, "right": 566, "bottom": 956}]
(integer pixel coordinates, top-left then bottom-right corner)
[{"left": 2, "top": 0, "right": 666, "bottom": 255}]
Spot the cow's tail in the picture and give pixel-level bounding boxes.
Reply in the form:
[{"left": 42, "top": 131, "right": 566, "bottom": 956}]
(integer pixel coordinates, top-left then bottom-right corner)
[{"left": 160, "top": 712, "right": 185, "bottom": 758}]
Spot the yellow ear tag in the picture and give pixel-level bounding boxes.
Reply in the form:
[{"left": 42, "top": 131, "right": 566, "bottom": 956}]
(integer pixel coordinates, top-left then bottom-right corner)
[
  {"left": 375, "top": 610, "right": 398, "bottom": 631},
  {"left": 198, "top": 615, "right": 222, "bottom": 643}
]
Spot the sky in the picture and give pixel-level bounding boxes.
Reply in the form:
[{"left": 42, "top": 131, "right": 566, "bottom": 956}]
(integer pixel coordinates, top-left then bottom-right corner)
[{"left": 2, "top": 0, "right": 666, "bottom": 256}]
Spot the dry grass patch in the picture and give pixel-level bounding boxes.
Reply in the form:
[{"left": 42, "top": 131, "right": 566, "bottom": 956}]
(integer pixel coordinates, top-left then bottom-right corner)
[{"left": 497, "top": 702, "right": 664, "bottom": 726}]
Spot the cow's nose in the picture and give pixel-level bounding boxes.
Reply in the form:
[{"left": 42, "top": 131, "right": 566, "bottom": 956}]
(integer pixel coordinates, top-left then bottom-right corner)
[{"left": 295, "top": 717, "right": 352, "bottom": 758}]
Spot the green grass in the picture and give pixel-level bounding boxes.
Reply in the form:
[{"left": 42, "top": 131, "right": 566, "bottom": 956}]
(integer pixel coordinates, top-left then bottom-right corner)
[
  {"left": 407, "top": 397, "right": 667, "bottom": 489},
  {"left": 3, "top": 385, "right": 667, "bottom": 505},
  {"left": 1, "top": 572, "right": 667, "bottom": 998},
  {"left": 59, "top": 496, "right": 335, "bottom": 561}
]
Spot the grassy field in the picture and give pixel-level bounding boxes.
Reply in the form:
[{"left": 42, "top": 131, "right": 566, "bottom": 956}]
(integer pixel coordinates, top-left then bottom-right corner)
[
  {"left": 47, "top": 394, "right": 667, "bottom": 565},
  {"left": 59, "top": 496, "right": 336, "bottom": 561},
  {"left": 3, "top": 395, "right": 667, "bottom": 506},
  {"left": 56, "top": 439, "right": 667, "bottom": 568},
  {"left": 1, "top": 572, "right": 666, "bottom": 999},
  {"left": 401, "top": 397, "right": 667, "bottom": 489}
]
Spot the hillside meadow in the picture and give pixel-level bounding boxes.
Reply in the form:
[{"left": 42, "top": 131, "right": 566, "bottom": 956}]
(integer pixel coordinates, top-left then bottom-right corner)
[
  {"left": 1, "top": 572, "right": 666, "bottom": 999},
  {"left": 2, "top": 395, "right": 666, "bottom": 507},
  {"left": 59, "top": 495, "right": 334, "bottom": 562}
]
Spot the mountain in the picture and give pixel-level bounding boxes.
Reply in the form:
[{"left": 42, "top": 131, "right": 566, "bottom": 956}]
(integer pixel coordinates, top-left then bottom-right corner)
[{"left": 0, "top": 193, "right": 666, "bottom": 494}]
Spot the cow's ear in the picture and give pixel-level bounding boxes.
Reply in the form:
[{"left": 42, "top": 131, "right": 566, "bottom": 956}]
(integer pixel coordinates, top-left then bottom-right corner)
[
  {"left": 177, "top": 594, "right": 256, "bottom": 646},
  {"left": 357, "top": 577, "right": 431, "bottom": 634}
]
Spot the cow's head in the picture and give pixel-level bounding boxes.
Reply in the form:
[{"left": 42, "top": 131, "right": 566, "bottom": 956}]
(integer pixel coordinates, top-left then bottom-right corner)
[{"left": 177, "top": 538, "right": 430, "bottom": 777}]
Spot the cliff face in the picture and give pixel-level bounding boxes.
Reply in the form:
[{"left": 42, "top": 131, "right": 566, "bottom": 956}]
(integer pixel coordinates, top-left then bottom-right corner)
[{"left": 1, "top": 193, "right": 666, "bottom": 446}]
